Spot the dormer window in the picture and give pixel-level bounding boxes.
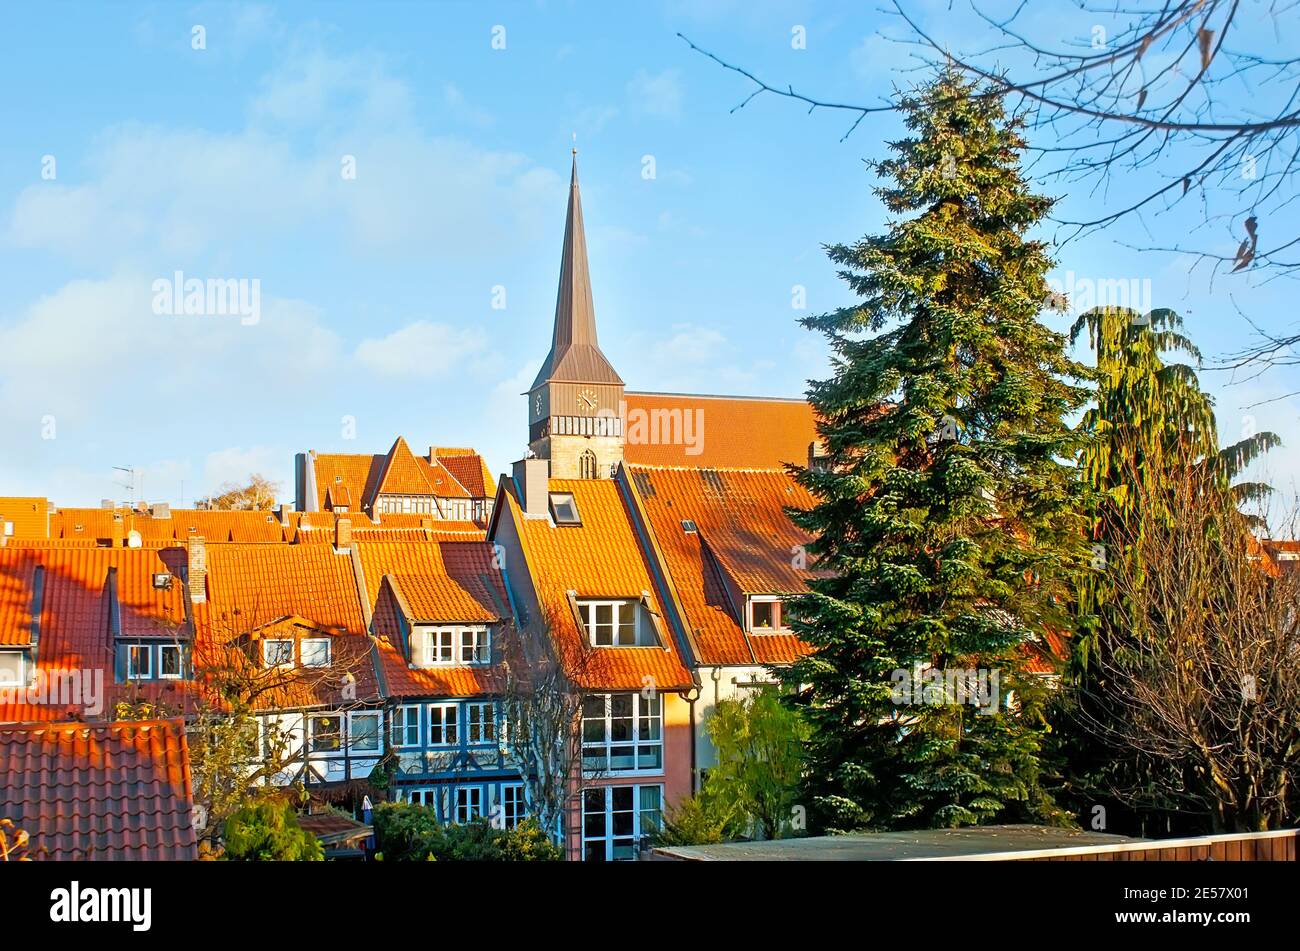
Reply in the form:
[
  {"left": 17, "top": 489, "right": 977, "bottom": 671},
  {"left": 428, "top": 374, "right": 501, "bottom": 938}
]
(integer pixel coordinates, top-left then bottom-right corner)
[
  {"left": 263, "top": 639, "right": 294, "bottom": 668},
  {"left": 578, "top": 600, "right": 655, "bottom": 647},
  {"left": 748, "top": 596, "right": 790, "bottom": 634},
  {"left": 421, "top": 625, "right": 490, "bottom": 666},
  {"left": 261, "top": 636, "right": 330, "bottom": 669},
  {"left": 127, "top": 644, "right": 153, "bottom": 680},
  {"left": 301, "top": 638, "right": 331, "bottom": 668},
  {"left": 120, "top": 641, "right": 188, "bottom": 681},
  {"left": 550, "top": 492, "right": 581, "bottom": 525}
]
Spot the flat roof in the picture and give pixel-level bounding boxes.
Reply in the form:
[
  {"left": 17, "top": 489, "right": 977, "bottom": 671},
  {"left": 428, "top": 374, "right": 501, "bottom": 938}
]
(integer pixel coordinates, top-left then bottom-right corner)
[{"left": 651, "top": 825, "right": 1142, "bottom": 862}]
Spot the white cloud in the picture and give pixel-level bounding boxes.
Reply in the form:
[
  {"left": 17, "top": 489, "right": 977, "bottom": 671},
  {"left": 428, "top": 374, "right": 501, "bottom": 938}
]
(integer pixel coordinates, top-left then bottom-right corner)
[
  {"left": 203, "top": 445, "right": 283, "bottom": 489},
  {"left": 355, "top": 320, "right": 488, "bottom": 378},
  {"left": 627, "top": 69, "right": 684, "bottom": 120},
  {"left": 443, "top": 83, "right": 495, "bottom": 128}
]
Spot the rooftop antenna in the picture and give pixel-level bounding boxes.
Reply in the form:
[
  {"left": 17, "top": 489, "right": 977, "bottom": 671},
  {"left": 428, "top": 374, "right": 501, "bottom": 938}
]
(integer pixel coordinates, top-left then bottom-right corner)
[{"left": 112, "top": 466, "right": 135, "bottom": 506}]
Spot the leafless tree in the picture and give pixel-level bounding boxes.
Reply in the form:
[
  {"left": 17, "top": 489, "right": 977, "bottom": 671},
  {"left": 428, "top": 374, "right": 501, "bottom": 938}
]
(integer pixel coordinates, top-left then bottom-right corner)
[
  {"left": 498, "top": 611, "right": 603, "bottom": 849},
  {"left": 680, "top": 1, "right": 1300, "bottom": 361},
  {"left": 114, "top": 606, "right": 378, "bottom": 853},
  {"left": 1072, "top": 465, "right": 1300, "bottom": 832}
]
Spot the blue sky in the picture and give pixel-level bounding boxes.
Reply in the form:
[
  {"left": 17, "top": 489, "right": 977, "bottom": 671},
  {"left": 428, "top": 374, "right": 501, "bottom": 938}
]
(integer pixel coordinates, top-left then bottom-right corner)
[{"left": 1, "top": 1, "right": 1296, "bottom": 527}]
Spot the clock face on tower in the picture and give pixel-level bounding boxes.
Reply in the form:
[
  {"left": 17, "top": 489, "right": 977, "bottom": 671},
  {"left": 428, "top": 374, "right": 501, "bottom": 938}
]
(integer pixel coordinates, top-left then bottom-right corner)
[
  {"left": 578, "top": 388, "right": 598, "bottom": 413},
  {"left": 534, "top": 392, "right": 542, "bottom": 419}
]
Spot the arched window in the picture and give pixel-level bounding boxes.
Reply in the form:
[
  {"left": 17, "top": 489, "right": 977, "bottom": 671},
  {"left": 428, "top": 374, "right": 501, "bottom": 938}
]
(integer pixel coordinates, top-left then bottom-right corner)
[{"left": 579, "top": 449, "right": 598, "bottom": 480}]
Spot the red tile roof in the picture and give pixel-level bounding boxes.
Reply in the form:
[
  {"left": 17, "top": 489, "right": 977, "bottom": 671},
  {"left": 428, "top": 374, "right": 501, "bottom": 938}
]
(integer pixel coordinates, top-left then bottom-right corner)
[
  {"left": 354, "top": 540, "right": 509, "bottom": 699},
  {"left": 495, "top": 478, "right": 696, "bottom": 692},
  {"left": 626, "top": 466, "right": 818, "bottom": 666},
  {"left": 0, "top": 552, "right": 38, "bottom": 646},
  {"left": 623, "top": 392, "right": 819, "bottom": 470},
  {"left": 0, "top": 497, "right": 50, "bottom": 540},
  {"left": 197, "top": 543, "right": 380, "bottom": 710},
  {"left": 0, "top": 546, "right": 190, "bottom": 723},
  {"left": 0, "top": 718, "right": 197, "bottom": 860},
  {"left": 309, "top": 443, "right": 492, "bottom": 514},
  {"left": 437, "top": 451, "right": 496, "bottom": 498},
  {"left": 373, "top": 436, "right": 436, "bottom": 498}
]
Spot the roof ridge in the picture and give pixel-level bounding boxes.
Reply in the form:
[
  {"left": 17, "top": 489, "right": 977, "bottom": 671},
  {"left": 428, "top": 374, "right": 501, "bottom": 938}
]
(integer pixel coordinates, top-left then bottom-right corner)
[{"left": 626, "top": 390, "right": 809, "bottom": 403}]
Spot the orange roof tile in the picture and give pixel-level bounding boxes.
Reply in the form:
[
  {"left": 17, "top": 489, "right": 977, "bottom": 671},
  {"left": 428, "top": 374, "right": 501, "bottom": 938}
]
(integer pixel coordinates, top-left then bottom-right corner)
[
  {"left": 353, "top": 540, "right": 509, "bottom": 699},
  {"left": 416, "top": 457, "right": 472, "bottom": 499},
  {"left": 437, "top": 452, "right": 496, "bottom": 499},
  {"left": 0, "top": 551, "right": 38, "bottom": 646},
  {"left": 623, "top": 391, "right": 819, "bottom": 470},
  {"left": 373, "top": 436, "right": 435, "bottom": 499},
  {"left": 313, "top": 452, "right": 385, "bottom": 512},
  {"left": 0, "top": 546, "right": 190, "bottom": 723},
  {"left": 626, "top": 465, "right": 818, "bottom": 666},
  {"left": 0, "top": 718, "right": 197, "bottom": 860},
  {"left": 198, "top": 543, "right": 379, "bottom": 710},
  {"left": 495, "top": 478, "right": 696, "bottom": 692},
  {"left": 0, "top": 497, "right": 50, "bottom": 540}
]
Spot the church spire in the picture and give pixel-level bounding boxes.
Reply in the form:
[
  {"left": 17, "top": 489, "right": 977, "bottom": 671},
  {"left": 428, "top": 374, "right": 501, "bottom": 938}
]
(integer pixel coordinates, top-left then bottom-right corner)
[{"left": 530, "top": 154, "right": 623, "bottom": 390}]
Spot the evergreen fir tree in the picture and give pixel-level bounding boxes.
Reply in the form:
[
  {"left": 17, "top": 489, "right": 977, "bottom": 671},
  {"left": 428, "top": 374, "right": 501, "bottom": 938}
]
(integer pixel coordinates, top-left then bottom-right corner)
[{"left": 783, "top": 69, "right": 1091, "bottom": 831}]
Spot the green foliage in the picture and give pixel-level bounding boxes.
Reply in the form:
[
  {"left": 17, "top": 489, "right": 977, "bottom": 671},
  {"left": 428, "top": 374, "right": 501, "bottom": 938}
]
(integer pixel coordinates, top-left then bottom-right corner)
[
  {"left": 650, "top": 786, "right": 744, "bottom": 847},
  {"left": 1070, "top": 306, "right": 1279, "bottom": 663},
  {"left": 706, "top": 691, "right": 807, "bottom": 839},
  {"left": 221, "top": 800, "right": 323, "bottom": 861},
  {"left": 371, "top": 803, "right": 561, "bottom": 861},
  {"left": 783, "top": 68, "right": 1088, "bottom": 832}
]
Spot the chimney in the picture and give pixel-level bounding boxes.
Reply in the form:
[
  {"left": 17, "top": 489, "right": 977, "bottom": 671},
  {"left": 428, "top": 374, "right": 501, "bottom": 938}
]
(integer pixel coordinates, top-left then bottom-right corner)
[
  {"left": 513, "top": 458, "right": 550, "bottom": 517},
  {"left": 277, "top": 503, "right": 292, "bottom": 527},
  {"left": 187, "top": 535, "right": 207, "bottom": 604},
  {"left": 335, "top": 517, "right": 352, "bottom": 553},
  {"left": 111, "top": 512, "right": 125, "bottom": 548}
]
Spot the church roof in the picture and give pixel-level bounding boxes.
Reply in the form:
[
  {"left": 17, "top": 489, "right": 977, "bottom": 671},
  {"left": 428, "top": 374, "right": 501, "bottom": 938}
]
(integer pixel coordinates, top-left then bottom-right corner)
[
  {"left": 622, "top": 391, "right": 820, "bottom": 469},
  {"left": 530, "top": 156, "right": 623, "bottom": 390}
]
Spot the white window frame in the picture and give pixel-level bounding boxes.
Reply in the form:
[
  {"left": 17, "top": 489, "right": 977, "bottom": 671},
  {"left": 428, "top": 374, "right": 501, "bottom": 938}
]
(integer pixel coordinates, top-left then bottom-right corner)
[
  {"left": 301, "top": 637, "right": 331, "bottom": 668},
  {"left": 454, "top": 786, "right": 484, "bottom": 824},
  {"left": 391, "top": 704, "right": 421, "bottom": 747},
  {"left": 428, "top": 703, "right": 459, "bottom": 746},
  {"left": 126, "top": 643, "right": 153, "bottom": 680},
  {"left": 0, "top": 651, "right": 25, "bottom": 686},
  {"left": 349, "top": 711, "right": 382, "bottom": 754},
  {"left": 158, "top": 643, "right": 184, "bottom": 680},
  {"left": 581, "top": 784, "right": 663, "bottom": 861},
  {"left": 748, "top": 596, "right": 786, "bottom": 633},
  {"left": 403, "top": 788, "right": 438, "bottom": 808},
  {"left": 308, "top": 714, "right": 344, "bottom": 754},
  {"left": 582, "top": 693, "right": 663, "bottom": 775},
  {"left": 578, "top": 599, "right": 652, "bottom": 647},
  {"left": 501, "top": 783, "right": 526, "bottom": 830},
  {"left": 465, "top": 702, "right": 495, "bottom": 745},
  {"left": 422, "top": 625, "right": 490, "bottom": 666},
  {"left": 263, "top": 639, "right": 294, "bottom": 669}
]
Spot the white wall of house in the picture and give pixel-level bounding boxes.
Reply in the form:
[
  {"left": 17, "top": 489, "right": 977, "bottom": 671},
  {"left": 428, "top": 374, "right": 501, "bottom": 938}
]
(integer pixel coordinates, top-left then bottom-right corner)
[{"left": 694, "top": 665, "right": 780, "bottom": 775}]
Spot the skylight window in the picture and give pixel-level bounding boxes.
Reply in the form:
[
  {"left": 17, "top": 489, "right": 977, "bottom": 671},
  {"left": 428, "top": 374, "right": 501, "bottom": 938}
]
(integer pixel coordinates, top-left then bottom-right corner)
[
  {"left": 550, "top": 492, "right": 581, "bottom": 525},
  {"left": 681, "top": 520, "right": 697, "bottom": 533}
]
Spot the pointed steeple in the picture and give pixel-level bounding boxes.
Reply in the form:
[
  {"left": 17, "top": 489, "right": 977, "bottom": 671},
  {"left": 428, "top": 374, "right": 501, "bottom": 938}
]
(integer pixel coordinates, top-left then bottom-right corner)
[{"left": 530, "top": 154, "right": 623, "bottom": 390}]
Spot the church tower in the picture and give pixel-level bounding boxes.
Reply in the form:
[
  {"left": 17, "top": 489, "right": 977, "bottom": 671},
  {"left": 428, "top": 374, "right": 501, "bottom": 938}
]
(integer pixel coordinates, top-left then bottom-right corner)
[{"left": 526, "top": 154, "right": 625, "bottom": 479}]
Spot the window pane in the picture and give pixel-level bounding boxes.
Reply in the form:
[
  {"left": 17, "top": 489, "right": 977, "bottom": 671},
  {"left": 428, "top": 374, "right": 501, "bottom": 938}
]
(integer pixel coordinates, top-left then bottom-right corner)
[
  {"left": 595, "top": 604, "right": 613, "bottom": 626},
  {"left": 301, "top": 639, "right": 329, "bottom": 667},
  {"left": 311, "top": 717, "right": 341, "bottom": 752},
  {"left": 752, "top": 601, "right": 775, "bottom": 629},
  {"left": 160, "top": 645, "right": 181, "bottom": 677},
  {"left": 352, "top": 714, "right": 379, "bottom": 752},
  {"left": 0, "top": 652, "right": 22, "bottom": 684}
]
